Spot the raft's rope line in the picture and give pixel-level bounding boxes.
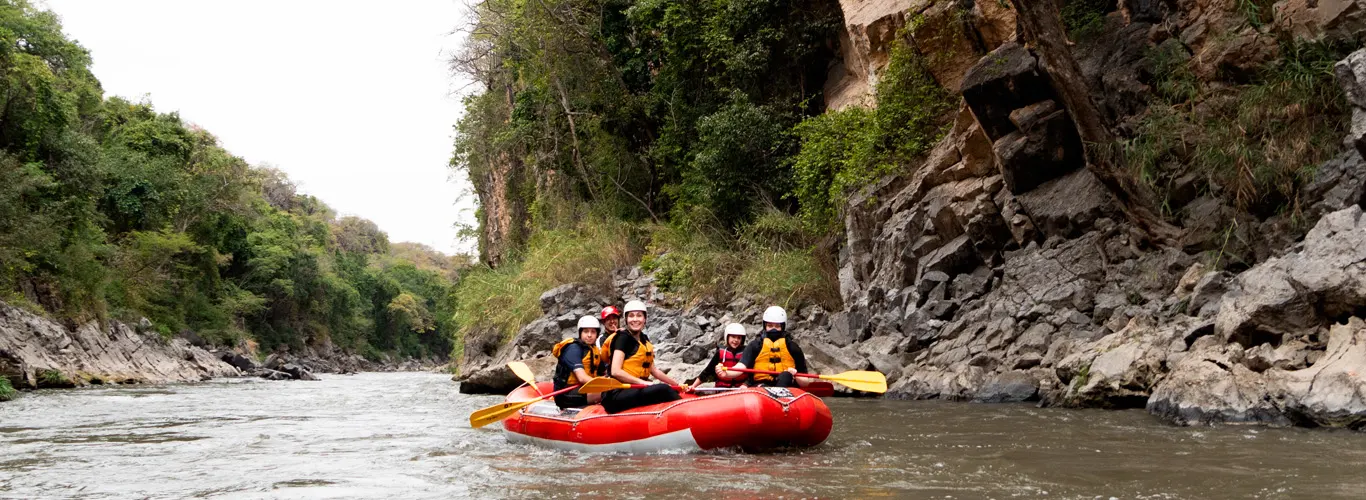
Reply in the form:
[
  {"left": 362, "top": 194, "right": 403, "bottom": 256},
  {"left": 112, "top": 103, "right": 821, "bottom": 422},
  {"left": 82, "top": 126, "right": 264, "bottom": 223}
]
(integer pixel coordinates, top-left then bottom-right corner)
[{"left": 514, "top": 389, "right": 815, "bottom": 424}]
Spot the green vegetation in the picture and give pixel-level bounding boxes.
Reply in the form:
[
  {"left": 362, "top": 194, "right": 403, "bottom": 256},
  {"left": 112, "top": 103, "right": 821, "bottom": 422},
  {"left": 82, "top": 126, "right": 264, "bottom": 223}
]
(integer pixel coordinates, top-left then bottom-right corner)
[
  {"left": 453, "top": 215, "right": 638, "bottom": 343},
  {"left": 449, "top": 0, "right": 956, "bottom": 343},
  {"left": 0, "top": 377, "right": 16, "bottom": 401},
  {"left": 1125, "top": 40, "right": 1351, "bottom": 219},
  {"left": 791, "top": 39, "right": 954, "bottom": 231},
  {"left": 1060, "top": 0, "right": 1112, "bottom": 41},
  {"left": 0, "top": 1, "right": 463, "bottom": 360},
  {"left": 37, "top": 369, "right": 69, "bottom": 387}
]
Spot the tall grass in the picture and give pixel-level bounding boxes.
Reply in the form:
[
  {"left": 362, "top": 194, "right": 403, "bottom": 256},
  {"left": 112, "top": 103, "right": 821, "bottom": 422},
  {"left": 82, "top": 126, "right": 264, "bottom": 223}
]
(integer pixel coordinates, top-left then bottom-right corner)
[
  {"left": 1124, "top": 40, "right": 1351, "bottom": 219},
  {"left": 644, "top": 209, "right": 841, "bottom": 310},
  {"left": 451, "top": 216, "right": 639, "bottom": 348}
]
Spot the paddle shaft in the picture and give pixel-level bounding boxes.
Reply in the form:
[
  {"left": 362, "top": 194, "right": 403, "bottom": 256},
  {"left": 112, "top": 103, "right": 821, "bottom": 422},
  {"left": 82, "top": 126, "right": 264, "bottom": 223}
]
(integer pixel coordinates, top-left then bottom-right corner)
[
  {"left": 468, "top": 383, "right": 581, "bottom": 429},
  {"left": 722, "top": 366, "right": 821, "bottom": 379}
]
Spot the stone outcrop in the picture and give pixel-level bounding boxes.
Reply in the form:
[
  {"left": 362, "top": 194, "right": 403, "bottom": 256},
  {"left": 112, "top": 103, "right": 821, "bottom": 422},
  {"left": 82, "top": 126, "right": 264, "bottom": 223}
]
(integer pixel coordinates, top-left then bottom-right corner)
[
  {"left": 0, "top": 302, "right": 240, "bottom": 388},
  {"left": 1150, "top": 317, "right": 1366, "bottom": 428},
  {"left": 825, "top": 0, "right": 1017, "bottom": 109}
]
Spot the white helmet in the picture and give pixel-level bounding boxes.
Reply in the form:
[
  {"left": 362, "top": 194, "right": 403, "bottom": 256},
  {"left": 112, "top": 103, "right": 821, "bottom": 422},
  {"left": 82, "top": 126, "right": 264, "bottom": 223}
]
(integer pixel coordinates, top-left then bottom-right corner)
[
  {"left": 623, "top": 300, "right": 647, "bottom": 315},
  {"left": 723, "top": 323, "right": 746, "bottom": 338},
  {"left": 762, "top": 306, "right": 787, "bottom": 324},
  {"left": 577, "top": 316, "right": 601, "bottom": 330}
]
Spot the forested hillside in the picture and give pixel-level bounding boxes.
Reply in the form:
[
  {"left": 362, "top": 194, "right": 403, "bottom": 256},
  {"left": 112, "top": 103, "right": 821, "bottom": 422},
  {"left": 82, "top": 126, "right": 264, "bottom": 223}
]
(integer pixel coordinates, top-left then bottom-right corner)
[{"left": 0, "top": 1, "right": 461, "bottom": 360}]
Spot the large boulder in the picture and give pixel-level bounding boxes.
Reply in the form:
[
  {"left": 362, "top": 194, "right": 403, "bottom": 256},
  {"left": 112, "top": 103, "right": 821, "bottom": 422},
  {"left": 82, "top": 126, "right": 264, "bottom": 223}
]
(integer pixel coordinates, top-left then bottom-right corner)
[
  {"left": 991, "top": 100, "right": 1085, "bottom": 193},
  {"left": 458, "top": 355, "right": 556, "bottom": 395},
  {"left": 973, "top": 370, "right": 1040, "bottom": 403},
  {"left": 961, "top": 42, "right": 1056, "bottom": 141},
  {"left": 1051, "top": 315, "right": 1188, "bottom": 408},
  {"left": 0, "top": 302, "right": 239, "bottom": 388},
  {"left": 1015, "top": 169, "right": 1116, "bottom": 238},
  {"left": 1150, "top": 317, "right": 1366, "bottom": 428},
  {"left": 220, "top": 352, "right": 259, "bottom": 372},
  {"left": 1215, "top": 206, "right": 1366, "bottom": 348}
]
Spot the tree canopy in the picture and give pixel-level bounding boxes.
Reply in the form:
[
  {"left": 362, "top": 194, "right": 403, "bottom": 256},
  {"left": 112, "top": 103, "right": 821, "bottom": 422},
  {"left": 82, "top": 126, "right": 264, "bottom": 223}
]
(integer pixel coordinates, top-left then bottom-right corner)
[{"left": 0, "top": 0, "right": 464, "bottom": 359}]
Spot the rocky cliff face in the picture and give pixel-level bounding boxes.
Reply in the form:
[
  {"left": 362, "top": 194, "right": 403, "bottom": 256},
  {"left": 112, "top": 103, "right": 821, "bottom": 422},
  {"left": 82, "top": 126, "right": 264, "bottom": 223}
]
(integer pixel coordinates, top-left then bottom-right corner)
[
  {"left": 462, "top": 3, "right": 1366, "bottom": 431},
  {"left": 824, "top": 0, "right": 1016, "bottom": 109},
  {"left": 0, "top": 302, "right": 240, "bottom": 388}
]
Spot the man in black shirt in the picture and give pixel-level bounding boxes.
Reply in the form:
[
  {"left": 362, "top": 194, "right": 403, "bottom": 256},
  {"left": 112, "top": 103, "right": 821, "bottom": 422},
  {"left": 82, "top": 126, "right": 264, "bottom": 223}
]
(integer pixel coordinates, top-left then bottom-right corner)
[{"left": 723, "top": 306, "right": 811, "bottom": 388}]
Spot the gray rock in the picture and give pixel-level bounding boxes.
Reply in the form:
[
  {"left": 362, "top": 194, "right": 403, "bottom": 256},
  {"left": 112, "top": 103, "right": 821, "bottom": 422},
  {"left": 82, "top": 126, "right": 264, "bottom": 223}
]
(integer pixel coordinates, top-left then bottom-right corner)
[
  {"left": 1335, "top": 46, "right": 1366, "bottom": 159},
  {"left": 1303, "top": 151, "right": 1366, "bottom": 221},
  {"left": 256, "top": 369, "right": 292, "bottom": 381},
  {"left": 694, "top": 315, "right": 712, "bottom": 329},
  {"left": 1015, "top": 169, "right": 1115, "bottom": 238},
  {"left": 1150, "top": 318, "right": 1366, "bottom": 428},
  {"left": 1215, "top": 206, "right": 1366, "bottom": 347},
  {"left": 993, "top": 103, "right": 1085, "bottom": 194},
  {"left": 973, "top": 370, "right": 1040, "bottom": 402},
  {"left": 220, "top": 352, "right": 258, "bottom": 372},
  {"left": 279, "top": 363, "right": 319, "bottom": 381},
  {"left": 1189, "top": 271, "right": 1230, "bottom": 318},
  {"left": 681, "top": 344, "right": 711, "bottom": 365},
  {"left": 961, "top": 41, "right": 1054, "bottom": 141},
  {"left": 675, "top": 321, "right": 704, "bottom": 348},
  {"left": 458, "top": 355, "right": 556, "bottom": 395}
]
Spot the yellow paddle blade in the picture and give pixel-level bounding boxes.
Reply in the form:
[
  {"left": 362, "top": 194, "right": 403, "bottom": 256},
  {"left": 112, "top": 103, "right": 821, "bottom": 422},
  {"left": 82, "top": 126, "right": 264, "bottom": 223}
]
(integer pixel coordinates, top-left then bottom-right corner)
[
  {"left": 819, "top": 370, "right": 888, "bottom": 393},
  {"left": 577, "top": 377, "right": 631, "bottom": 395},
  {"left": 507, "top": 361, "right": 542, "bottom": 396},
  {"left": 469, "top": 398, "right": 538, "bottom": 429}
]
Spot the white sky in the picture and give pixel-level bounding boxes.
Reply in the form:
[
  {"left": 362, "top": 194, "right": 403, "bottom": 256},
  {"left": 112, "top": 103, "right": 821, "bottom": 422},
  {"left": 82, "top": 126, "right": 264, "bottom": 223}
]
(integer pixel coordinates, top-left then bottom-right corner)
[{"left": 40, "top": 0, "right": 478, "bottom": 255}]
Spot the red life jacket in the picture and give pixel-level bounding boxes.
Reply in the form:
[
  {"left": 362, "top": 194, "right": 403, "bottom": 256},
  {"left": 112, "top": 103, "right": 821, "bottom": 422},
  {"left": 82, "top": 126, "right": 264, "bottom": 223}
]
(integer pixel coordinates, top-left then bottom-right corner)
[{"left": 716, "top": 347, "right": 745, "bottom": 387}]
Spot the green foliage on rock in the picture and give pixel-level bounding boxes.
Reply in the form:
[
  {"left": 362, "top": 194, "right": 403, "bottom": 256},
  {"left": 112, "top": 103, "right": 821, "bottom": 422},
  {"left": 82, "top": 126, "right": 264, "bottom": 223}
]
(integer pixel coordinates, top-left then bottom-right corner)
[
  {"left": 0, "top": 377, "right": 16, "bottom": 401},
  {"left": 0, "top": 1, "right": 464, "bottom": 361},
  {"left": 1126, "top": 39, "right": 1351, "bottom": 218},
  {"left": 791, "top": 40, "right": 954, "bottom": 230}
]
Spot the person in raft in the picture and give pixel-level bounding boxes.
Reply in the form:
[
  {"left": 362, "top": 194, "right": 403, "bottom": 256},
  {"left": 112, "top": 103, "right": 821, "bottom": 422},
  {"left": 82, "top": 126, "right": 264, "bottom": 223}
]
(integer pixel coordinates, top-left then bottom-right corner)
[
  {"left": 723, "top": 306, "right": 812, "bottom": 388},
  {"left": 597, "top": 305, "right": 622, "bottom": 348},
  {"left": 600, "top": 299, "right": 685, "bottom": 413},
  {"left": 551, "top": 316, "right": 605, "bottom": 409},
  {"left": 690, "top": 322, "right": 749, "bottom": 389}
]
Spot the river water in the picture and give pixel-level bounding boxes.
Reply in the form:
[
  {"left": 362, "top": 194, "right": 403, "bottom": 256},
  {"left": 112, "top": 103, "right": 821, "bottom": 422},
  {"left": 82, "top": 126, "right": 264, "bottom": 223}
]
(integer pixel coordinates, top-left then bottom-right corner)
[{"left": 2, "top": 372, "right": 1365, "bottom": 499}]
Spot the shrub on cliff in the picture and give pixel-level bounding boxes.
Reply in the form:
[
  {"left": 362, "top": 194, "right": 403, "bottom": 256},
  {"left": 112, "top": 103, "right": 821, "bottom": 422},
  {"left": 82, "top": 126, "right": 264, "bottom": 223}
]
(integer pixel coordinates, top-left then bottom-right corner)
[
  {"left": 1125, "top": 40, "right": 1352, "bottom": 221},
  {"left": 792, "top": 39, "right": 954, "bottom": 231},
  {"left": 0, "top": 377, "right": 16, "bottom": 402},
  {"left": 452, "top": 216, "right": 638, "bottom": 347},
  {"left": 643, "top": 209, "right": 840, "bottom": 309}
]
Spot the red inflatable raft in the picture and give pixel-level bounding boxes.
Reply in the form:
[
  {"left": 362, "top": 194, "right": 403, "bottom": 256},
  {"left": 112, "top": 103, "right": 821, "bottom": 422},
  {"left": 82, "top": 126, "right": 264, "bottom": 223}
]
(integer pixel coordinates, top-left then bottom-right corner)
[{"left": 501, "top": 382, "right": 833, "bottom": 453}]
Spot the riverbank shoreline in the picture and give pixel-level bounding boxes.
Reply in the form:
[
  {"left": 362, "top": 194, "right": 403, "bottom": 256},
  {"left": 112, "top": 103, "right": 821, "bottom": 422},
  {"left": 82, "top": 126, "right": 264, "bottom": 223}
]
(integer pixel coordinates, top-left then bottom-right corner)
[{"left": 0, "top": 300, "right": 446, "bottom": 398}]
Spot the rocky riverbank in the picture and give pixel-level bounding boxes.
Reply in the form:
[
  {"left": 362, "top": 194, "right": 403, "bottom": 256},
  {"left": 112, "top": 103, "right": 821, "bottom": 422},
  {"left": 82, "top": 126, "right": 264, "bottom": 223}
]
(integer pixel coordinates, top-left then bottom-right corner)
[
  {"left": 0, "top": 301, "right": 444, "bottom": 395},
  {"left": 455, "top": 45, "right": 1366, "bottom": 431}
]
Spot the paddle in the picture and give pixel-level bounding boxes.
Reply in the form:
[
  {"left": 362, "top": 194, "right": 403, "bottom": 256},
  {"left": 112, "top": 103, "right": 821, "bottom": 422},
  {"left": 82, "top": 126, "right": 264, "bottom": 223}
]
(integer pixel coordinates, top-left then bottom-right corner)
[
  {"left": 576, "top": 377, "right": 688, "bottom": 395},
  {"left": 507, "top": 361, "right": 543, "bottom": 396},
  {"left": 468, "top": 384, "right": 580, "bottom": 429},
  {"left": 722, "top": 367, "right": 887, "bottom": 393}
]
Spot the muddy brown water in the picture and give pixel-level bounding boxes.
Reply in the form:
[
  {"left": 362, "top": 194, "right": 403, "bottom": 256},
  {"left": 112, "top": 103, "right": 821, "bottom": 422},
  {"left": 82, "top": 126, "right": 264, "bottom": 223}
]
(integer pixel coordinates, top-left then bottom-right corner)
[{"left": 1, "top": 372, "right": 1364, "bottom": 499}]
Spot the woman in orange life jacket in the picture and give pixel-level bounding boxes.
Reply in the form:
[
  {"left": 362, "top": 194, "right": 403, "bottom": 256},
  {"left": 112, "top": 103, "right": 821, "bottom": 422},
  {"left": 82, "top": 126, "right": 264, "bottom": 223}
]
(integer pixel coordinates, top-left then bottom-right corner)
[
  {"left": 720, "top": 306, "right": 812, "bottom": 388},
  {"left": 691, "top": 322, "right": 748, "bottom": 388},
  {"left": 550, "top": 316, "right": 604, "bottom": 409},
  {"left": 601, "top": 300, "right": 685, "bottom": 414}
]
